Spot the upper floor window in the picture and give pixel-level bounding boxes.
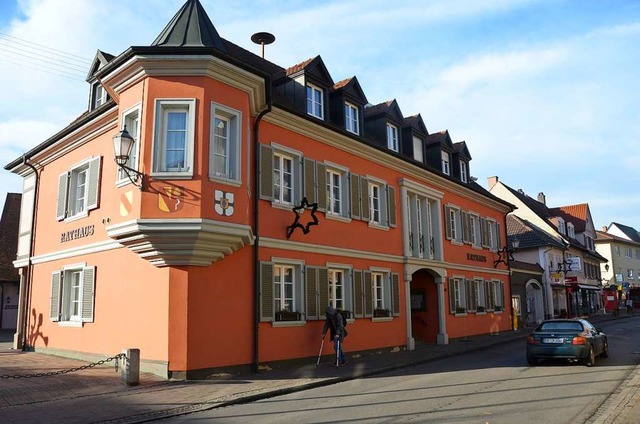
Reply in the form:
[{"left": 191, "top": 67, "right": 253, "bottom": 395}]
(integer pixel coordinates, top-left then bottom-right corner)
[
  {"left": 386, "top": 123, "right": 399, "bottom": 152},
  {"left": 152, "top": 99, "right": 195, "bottom": 177},
  {"left": 259, "top": 144, "right": 303, "bottom": 206},
  {"left": 441, "top": 151, "right": 450, "bottom": 175},
  {"left": 412, "top": 136, "right": 423, "bottom": 162},
  {"left": 306, "top": 84, "right": 324, "bottom": 119},
  {"left": 557, "top": 218, "right": 566, "bottom": 235},
  {"left": 210, "top": 103, "right": 242, "bottom": 182},
  {"left": 463, "top": 212, "right": 481, "bottom": 247},
  {"left": 274, "top": 153, "right": 294, "bottom": 204},
  {"left": 626, "top": 248, "right": 633, "bottom": 259},
  {"left": 449, "top": 277, "right": 466, "bottom": 314},
  {"left": 369, "top": 183, "right": 381, "bottom": 224},
  {"left": 480, "top": 217, "right": 500, "bottom": 251},
  {"left": 459, "top": 160, "right": 468, "bottom": 183},
  {"left": 117, "top": 106, "right": 140, "bottom": 184},
  {"left": 616, "top": 246, "right": 621, "bottom": 256},
  {"left": 445, "top": 205, "right": 462, "bottom": 243},
  {"left": 57, "top": 157, "right": 101, "bottom": 221},
  {"left": 345, "top": 102, "right": 359, "bottom": 135},
  {"left": 91, "top": 83, "right": 108, "bottom": 110},
  {"left": 50, "top": 264, "right": 95, "bottom": 326},
  {"left": 326, "top": 169, "right": 345, "bottom": 216},
  {"left": 567, "top": 222, "right": 575, "bottom": 238}
]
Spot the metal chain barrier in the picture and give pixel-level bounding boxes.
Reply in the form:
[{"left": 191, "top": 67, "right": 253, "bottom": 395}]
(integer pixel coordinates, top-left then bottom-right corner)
[{"left": 1, "top": 353, "right": 126, "bottom": 379}]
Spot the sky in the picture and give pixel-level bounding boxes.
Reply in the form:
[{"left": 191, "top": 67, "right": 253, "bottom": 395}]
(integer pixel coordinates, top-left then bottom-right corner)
[{"left": 0, "top": 0, "right": 638, "bottom": 230}]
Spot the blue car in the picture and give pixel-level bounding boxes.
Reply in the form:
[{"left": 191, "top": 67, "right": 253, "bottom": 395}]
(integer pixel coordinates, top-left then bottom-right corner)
[{"left": 526, "top": 319, "right": 608, "bottom": 366}]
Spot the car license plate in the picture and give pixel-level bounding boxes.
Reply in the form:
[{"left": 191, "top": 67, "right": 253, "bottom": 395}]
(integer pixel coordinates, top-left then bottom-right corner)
[{"left": 543, "top": 338, "right": 564, "bottom": 344}]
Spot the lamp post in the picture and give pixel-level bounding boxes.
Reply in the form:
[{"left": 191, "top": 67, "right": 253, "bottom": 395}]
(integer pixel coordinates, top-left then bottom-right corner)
[{"left": 112, "top": 127, "right": 144, "bottom": 190}]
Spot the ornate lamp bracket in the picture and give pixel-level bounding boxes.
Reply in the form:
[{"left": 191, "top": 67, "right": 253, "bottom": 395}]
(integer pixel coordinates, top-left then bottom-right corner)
[{"left": 286, "top": 197, "right": 319, "bottom": 239}]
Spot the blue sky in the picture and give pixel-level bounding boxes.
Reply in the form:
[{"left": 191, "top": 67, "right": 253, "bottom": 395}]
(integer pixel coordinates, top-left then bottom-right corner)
[{"left": 0, "top": 0, "right": 638, "bottom": 230}]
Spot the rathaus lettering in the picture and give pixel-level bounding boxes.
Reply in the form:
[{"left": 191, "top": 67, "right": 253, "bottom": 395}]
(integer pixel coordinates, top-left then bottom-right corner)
[{"left": 60, "top": 225, "right": 95, "bottom": 243}]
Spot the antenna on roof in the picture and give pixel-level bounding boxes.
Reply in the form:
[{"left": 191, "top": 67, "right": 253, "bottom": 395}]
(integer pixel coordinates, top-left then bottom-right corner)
[{"left": 251, "top": 32, "right": 275, "bottom": 59}]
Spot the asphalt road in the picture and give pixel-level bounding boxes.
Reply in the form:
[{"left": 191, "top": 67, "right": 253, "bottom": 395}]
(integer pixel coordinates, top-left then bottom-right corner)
[{"left": 166, "top": 319, "right": 640, "bottom": 423}]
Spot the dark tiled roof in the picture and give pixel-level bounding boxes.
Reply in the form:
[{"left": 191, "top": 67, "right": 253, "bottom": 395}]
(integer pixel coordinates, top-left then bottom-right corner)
[
  {"left": 404, "top": 114, "right": 428, "bottom": 135},
  {"left": 511, "top": 260, "right": 544, "bottom": 273},
  {"left": 151, "top": 0, "right": 226, "bottom": 49},
  {"left": 425, "top": 130, "right": 447, "bottom": 146},
  {"left": 0, "top": 193, "right": 20, "bottom": 281},
  {"left": 453, "top": 141, "right": 471, "bottom": 160},
  {"left": 363, "top": 100, "right": 395, "bottom": 117},
  {"left": 285, "top": 57, "right": 315, "bottom": 76},
  {"left": 502, "top": 184, "right": 551, "bottom": 221},
  {"left": 506, "top": 215, "right": 565, "bottom": 249},
  {"left": 610, "top": 222, "right": 640, "bottom": 243},
  {"left": 333, "top": 78, "right": 351, "bottom": 90}
]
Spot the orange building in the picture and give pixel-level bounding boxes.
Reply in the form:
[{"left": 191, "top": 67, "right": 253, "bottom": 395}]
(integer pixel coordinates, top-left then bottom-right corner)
[{"left": 5, "top": 0, "right": 513, "bottom": 379}]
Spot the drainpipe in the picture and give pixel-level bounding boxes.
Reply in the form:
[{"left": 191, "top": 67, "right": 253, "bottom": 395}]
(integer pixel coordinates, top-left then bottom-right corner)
[
  {"left": 252, "top": 89, "right": 272, "bottom": 373},
  {"left": 20, "top": 156, "right": 39, "bottom": 351}
]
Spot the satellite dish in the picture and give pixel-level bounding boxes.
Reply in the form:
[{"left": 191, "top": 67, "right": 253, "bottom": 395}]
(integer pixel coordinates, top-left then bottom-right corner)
[{"left": 251, "top": 32, "right": 275, "bottom": 58}]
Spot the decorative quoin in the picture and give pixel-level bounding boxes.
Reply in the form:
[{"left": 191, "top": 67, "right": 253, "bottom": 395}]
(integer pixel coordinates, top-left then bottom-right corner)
[
  {"left": 214, "top": 190, "right": 235, "bottom": 216},
  {"left": 286, "top": 197, "right": 319, "bottom": 239}
]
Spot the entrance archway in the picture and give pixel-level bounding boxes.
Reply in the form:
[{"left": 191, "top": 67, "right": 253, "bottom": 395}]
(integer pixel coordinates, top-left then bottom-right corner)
[
  {"left": 525, "top": 279, "right": 544, "bottom": 326},
  {"left": 409, "top": 269, "right": 439, "bottom": 343}
]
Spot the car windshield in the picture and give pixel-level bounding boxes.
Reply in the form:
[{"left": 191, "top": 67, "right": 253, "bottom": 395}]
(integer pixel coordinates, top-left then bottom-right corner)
[{"left": 537, "top": 321, "right": 584, "bottom": 332}]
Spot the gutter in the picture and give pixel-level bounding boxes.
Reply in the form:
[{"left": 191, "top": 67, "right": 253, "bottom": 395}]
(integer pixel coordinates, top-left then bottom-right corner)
[{"left": 20, "top": 156, "right": 39, "bottom": 350}]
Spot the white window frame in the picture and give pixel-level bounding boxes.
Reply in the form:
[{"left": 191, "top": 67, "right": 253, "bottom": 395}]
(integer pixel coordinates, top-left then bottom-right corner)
[
  {"left": 210, "top": 102, "right": 242, "bottom": 184},
  {"left": 57, "top": 156, "right": 101, "bottom": 222},
  {"left": 448, "top": 205, "right": 462, "bottom": 243},
  {"left": 475, "top": 279, "right": 486, "bottom": 312},
  {"left": 51, "top": 263, "right": 95, "bottom": 327},
  {"left": 413, "top": 136, "right": 423, "bottom": 162},
  {"left": 460, "top": 160, "right": 467, "bottom": 183},
  {"left": 386, "top": 123, "right": 399, "bottom": 152},
  {"left": 274, "top": 152, "right": 295, "bottom": 205},
  {"left": 117, "top": 104, "right": 141, "bottom": 185},
  {"left": 151, "top": 98, "right": 196, "bottom": 178},
  {"left": 272, "top": 262, "right": 304, "bottom": 319},
  {"left": 306, "top": 83, "right": 324, "bottom": 119},
  {"left": 345, "top": 102, "right": 359, "bottom": 135},
  {"left": 453, "top": 277, "right": 466, "bottom": 313},
  {"left": 557, "top": 218, "right": 566, "bottom": 235},
  {"left": 92, "top": 83, "right": 107, "bottom": 109},
  {"left": 470, "top": 213, "right": 481, "bottom": 247},
  {"left": 488, "top": 219, "right": 499, "bottom": 251},
  {"left": 441, "top": 151, "right": 450, "bottom": 175},
  {"left": 325, "top": 163, "right": 349, "bottom": 218},
  {"left": 367, "top": 176, "right": 389, "bottom": 228},
  {"left": 626, "top": 248, "right": 633, "bottom": 259},
  {"left": 493, "top": 280, "right": 505, "bottom": 311},
  {"left": 371, "top": 269, "right": 391, "bottom": 313},
  {"left": 567, "top": 222, "right": 575, "bottom": 238}
]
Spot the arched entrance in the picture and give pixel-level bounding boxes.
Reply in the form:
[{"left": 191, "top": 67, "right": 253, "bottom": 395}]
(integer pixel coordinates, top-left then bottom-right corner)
[
  {"left": 525, "top": 279, "right": 544, "bottom": 326},
  {"left": 409, "top": 269, "right": 440, "bottom": 343}
]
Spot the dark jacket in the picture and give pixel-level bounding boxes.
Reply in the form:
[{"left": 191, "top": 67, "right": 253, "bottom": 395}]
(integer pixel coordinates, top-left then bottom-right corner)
[{"left": 322, "top": 306, "right": 346, "bottom": 342}]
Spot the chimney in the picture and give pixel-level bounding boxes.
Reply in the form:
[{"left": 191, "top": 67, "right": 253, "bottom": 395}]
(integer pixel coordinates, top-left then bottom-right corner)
[
  {"left": 487, "top": 176, "right": 498, "bottom": 190},
  {"left": 537, "top": 192, "right": 546, "bottom": 205},
  {"left": 602, "top": 226, "right": 608, "bottom": 232}
]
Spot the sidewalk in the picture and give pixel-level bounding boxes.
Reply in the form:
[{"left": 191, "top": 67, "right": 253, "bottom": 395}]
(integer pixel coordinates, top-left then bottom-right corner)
[{"left": 0, "top": 314, "right": 637, "bottom": 424}]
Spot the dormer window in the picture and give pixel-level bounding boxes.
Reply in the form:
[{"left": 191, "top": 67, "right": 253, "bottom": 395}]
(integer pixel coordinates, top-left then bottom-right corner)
[
  {"left": 567, "top": 222, "right": 575, "bottom": 238},
  {"left": 386, "top": 123, "right": 399, "bottom": 152},
  {"left": 306, "top": 83, "right": 324, "bottom": 119},
  {"left": 460, "top": 160, "right": 468, "bottom": 183},
  {"left": 92, "top": 83, "right": 108, "bottom": 110},
  {"left": 557, "top": 218, "right": 565, "bottom": 235},
  {"left": 412, "top": 136, "right": 423, "bottom": 162},
  {"left": 345, "top": 102, "right": 359, "bottom": 135},
  {"left": 441, "top": 151, "right": 450, "bottom": 175}
]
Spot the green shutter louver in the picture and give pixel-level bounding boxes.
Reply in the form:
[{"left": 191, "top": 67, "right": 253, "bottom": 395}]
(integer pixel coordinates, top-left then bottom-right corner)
[
  {"left": 350, "top": 173, "right": 361, "bottom": 219},
  {"left": 444, "top": 206, "right": 452, "bottom": 240},
  {"left": 392, "top": 272, "right": 400, "bottom": 317},
  {"left": 354, "top": 270, "right": 363, "bottom": 318},
  {"left": 316, "top": 162, "right": 327, "bottom": 210},
  {"left": 305, "top": 266, "right": 319, "bottom": 320},
  {"left": 449, "top": 277, "right": 456, "bottom": 314},
  {"left": 462, "top": 212, "right": 470, "bottom": 244},
  {"left": 50, "top": 271, "right": 61, "bottom": 322},
  {"left": 387, "top": 185, "right": 397, "bottom": 227},
  {"left": 259, "top": 145, "right": 274, "bottom": 200},
  {"left": 497, "top": 222, "right": 502, "bottom": 249},
  {"left": 86, "top": 156, "right": 101, "bottom": 211},
  {"left": 360, "top": 177, "right": 370, "bottom": 222},
  {"left": 318, "top": 267, "right": 329, "bottom": 312},
  {"left": 364, "top": 271, "right": 372, "bottom": 318},
  {"left": 81, "top": 266, "right": 96, "bottom": 322},
  {"left": 56, "top": 173, "right": 69, "bottom": 221},
  {"left": 304, "top": 158, "right": 316, "bottom": 204},
  {"left": 260, "top": 262, "right": 274, "bottom": 322}
]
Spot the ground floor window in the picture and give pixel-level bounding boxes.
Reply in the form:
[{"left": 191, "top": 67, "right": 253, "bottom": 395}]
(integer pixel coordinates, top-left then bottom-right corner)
[{"left": 50, "top": 265, "right": 96, "bottom": 325}]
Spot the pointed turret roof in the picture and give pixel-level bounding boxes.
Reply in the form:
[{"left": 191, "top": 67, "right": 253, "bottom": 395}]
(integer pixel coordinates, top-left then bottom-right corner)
[{"left": 151, "top": 0, "right": 226, "bottom": 50}]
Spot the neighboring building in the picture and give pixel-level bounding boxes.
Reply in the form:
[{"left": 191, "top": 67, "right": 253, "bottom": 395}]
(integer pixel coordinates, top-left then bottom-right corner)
[
  {"left": 596, "top": 223, "right": 640, "bottom": 299},
  {"left": 488, "top": 177, "right": 606, "bottom": 318},
  {"left": 0, "top": 193, "right": 20, "bottom": 330},
  {"left": 5, "top": 0, "right": 513, "bottom": 378}
]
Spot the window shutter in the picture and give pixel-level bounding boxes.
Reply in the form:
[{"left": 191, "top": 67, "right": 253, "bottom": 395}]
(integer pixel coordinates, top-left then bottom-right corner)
[
  {"left": 448, "top": 278, "right": 456, "bottom": 314},
  {"left": 468, "top": 279, "right": 476, "bottom": 312},
  {"left": 303, "top": 158, "right": 316, "bottom": 204},
  {"left": 360, "top": 177, "right": 370, "bottom": 221},
  {"left": 318, "top": 267, "right": 329, "bottom": 312},
  {"left": 497, "top": 222, "right": 502, "bottom": 249},
  {"left": 259, "top": 145, "right": 274, "bottom": 200},
  {"left": 86, "top": 156, "right": 102, "bottom": 211},
  {"left": 50, "top": 271, "right": 62, "bottom": 322},
  {"left": 56, "top": 172, "right": 69, "bottom": 221},
  {"left": 387, "top": 185, "right": 397, "bottom": 227},
  {"left": 260, "top": 262, "right": 274, "bottom": 322},
  {"left": 364, "top": 271, "right": 372, "bottom": 317},
  {"left": 305, "top": 266, "right": 319, "bottom": 320},
  {"left": 391, "top": 272, "right": 400, "bottom": 317},
  {"left": 316, "top": 162, "right": 327, "bottom": 210},
  {"left": 462, "top": 212, "right": 470, "bottom": 244},
  {"left": 444, "top": 206, "right": 452, "bottom": 240},
  {"left": 350, "top": 173, "right": 361, "bottom": 219},
  {"left": 81, "top": 266, "right": 96, "bottom": 322},
  {"left": 481, "top": 218, "right": 489, "bottom": 247},
  {"left": 354, "top": 270, "right": 363, "bottom": 318},
  {"left": 499, "top": 281, "right": 505, "bottom": 309}
]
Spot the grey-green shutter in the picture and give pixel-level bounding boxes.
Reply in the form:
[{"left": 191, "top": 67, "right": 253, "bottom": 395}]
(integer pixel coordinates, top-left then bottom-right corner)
[
  {"left": 350, "top": 173, "right": 361, "bottom": 219},
  {"left": 318, "top": 267, "right": 329, "bottom": 311},
  {"left": 449, "top": 278, "right": 456, "bottom": 314},
  {"left": 259, "top": 145, "right": 274, "bottom": 200},
  {"left": 444, "top": 206, "right": 452, "bottom": 240},
  {"left": 364, "top": 271, "right": 372, "bottom": 317},
  {"left": 468, "top": 279, "right": 476, "bottom": 312},
  {"left": 86, "top": 156, "right": 101, "bottom": 211},
  {"left": 304, "top": 158, "right": 316, "bottom": 204},
  {"left": 499, "top": 281, "right": 505, "bottom": 309},
  {"left": 354, "top": 270, "right": 363, "bottom": 318},
  {"left": 81, "top": 266, "right": 96, "bottom": 322},
  {"left": 56, "top": 172, "right": 69, "bottom": 221},
  {"left": 360, "top": 177, "right": 370, "bottom": 221},
  {"left": 316, "top": 162, "right": 327, "bottom": 210},
  {"left": 392, "top": 272, "right": 400, "bottom": 317},
  {"left": 305, "top": 266, "right": 319, "bottom": 320},
  {"left": 260, "top": 262, "right": 274, "bottom": 321},
  {"left": 481, "top": 218, "right": 489, "bottom": 247},
  {"left": 497, "top": 222, "right": 502, "bottom": 249},
  {"left": 462, "top": 212, "right": 470, "bottom": 244},
  {"left": 387, "top": 185, "right": 397, "bottom": 227},
  {"left": 50, "top": 271, "right": 61, "bottom": 322}
]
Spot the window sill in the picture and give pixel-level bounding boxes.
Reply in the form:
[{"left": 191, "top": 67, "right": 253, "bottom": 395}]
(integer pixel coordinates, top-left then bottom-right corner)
[
  {"left": 450, "top": 240, "right": 464, "bottom": 246},
  {"left": 471, "top": 245, "right": 483, "bottom": 250},
  {"left": 209, "top": 176, "right": 242, "bottom": 187},
  {"left": 150, "top": 172, "right": 193, "bottom": 180},
  {"left": 58, "top": 321, "right": 83, "bottom": 328},
  {"left": 271, "top": 320, "right": 306, "bottom": 328},
  {"left": 325, "top": 213, "right": 351, "bottom": 224},
  {"left": 271, "top": 201, "right": 295, "bottom": 211},
  {"left": 372, "top": 317, "right": 393, "bottom": 323},
  {"left": 454, "top": 312, "right": 468, "bottom": 317},
  {"left": 64, "top": 212, "right": 89, "bottom": 223},
  {"left": 368, "top": 222, "right": 389, "bottom": 231}
]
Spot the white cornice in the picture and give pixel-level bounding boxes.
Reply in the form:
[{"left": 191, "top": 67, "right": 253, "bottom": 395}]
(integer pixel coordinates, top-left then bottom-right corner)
[
  {"left": 106, "top": 218, "right": 254, "bottom": 267},
  {"left": 101, "top": 55, "right": 267, "bottom": 116},
  {"left": 30, "top": 240, "right": 123, "bottom": 264},
  {"left": 265, "top": 108, "right": 511, "bottom": 213}
]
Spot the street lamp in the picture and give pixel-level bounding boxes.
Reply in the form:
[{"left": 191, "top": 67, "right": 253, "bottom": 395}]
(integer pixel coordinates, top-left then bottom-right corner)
[
  {"left": 113, "top": 126, "right": 144, "bottom": 190},
  {"left": 493, "top": 237, "right": 520, "bottom": 268}
]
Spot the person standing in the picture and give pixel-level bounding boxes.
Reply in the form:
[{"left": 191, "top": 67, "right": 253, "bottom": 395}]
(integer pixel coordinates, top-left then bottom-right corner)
[{"left": 322, "top": 306, "right": 347, "bottom": 365}]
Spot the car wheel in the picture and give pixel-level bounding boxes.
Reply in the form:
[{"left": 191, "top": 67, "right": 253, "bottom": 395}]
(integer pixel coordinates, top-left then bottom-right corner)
[
  {"left": 526, "top": 354, "right": 537, "bottom": 365},
  {"left": 601, "top": 340, "right": 609, "bottom": 358},
  {"left": 584, "top": 347, "right": 595, "bottom": 367}
]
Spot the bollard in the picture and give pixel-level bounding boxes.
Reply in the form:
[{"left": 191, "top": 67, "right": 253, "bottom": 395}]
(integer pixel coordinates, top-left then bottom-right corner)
[{"left": 120, "top": 348, "right": 140, "bottom": 386}]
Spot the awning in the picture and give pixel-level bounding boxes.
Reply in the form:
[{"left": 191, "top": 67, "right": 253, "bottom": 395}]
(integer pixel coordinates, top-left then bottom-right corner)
[{"left": 577, "top": 284, "right": 601, "bottom": 290}]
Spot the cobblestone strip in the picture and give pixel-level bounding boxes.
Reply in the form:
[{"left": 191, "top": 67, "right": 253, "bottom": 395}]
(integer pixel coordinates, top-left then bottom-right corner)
[{"left": 586, "top": 363, "right": 640, "bottom": 424}]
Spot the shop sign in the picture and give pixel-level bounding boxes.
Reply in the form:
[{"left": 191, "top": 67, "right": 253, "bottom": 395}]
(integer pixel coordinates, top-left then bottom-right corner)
[
  {"left": 566, "top": 256, "right": 582, "bottom": 271},
  {"left": 466, "top": 253, "right": 487, "bottom": 263}
]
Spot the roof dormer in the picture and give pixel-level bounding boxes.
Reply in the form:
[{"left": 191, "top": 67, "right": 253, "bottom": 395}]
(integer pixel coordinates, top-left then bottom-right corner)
[
  {"left": 86, "top": 50, "right": 114, "bottom": 111},
  {"left": 363, "top": 99, "right": 404, "bottom": 153},
  {"left": 401, "top": 114, "right": 428, "bottom": 163},
  {"left": 329, "top": 76, "right": 368, "bottom": 136},
  {"left": 425, "top": 130, "right": 455, "bottom": 176},
  {"left": 452, "top": 141, "right": 472, "bottom": 183}
]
